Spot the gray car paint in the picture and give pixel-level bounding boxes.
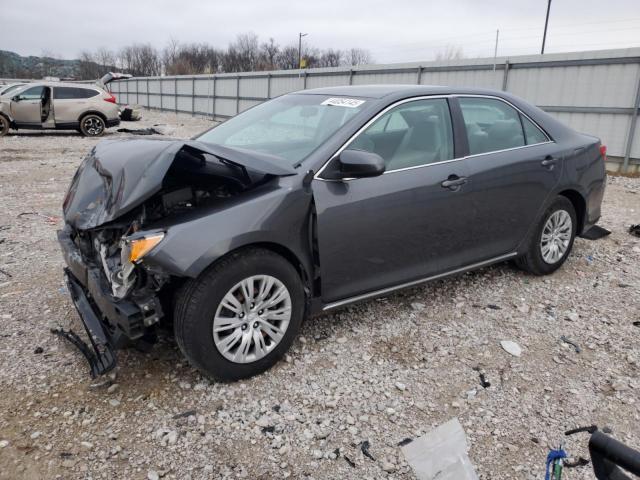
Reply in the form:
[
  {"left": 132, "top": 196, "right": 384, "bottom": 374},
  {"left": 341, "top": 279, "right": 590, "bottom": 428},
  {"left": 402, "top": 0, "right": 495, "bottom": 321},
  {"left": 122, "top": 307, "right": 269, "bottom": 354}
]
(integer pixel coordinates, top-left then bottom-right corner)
[{"left": 63, "top": 85, "right": 606, "bottom": 316}]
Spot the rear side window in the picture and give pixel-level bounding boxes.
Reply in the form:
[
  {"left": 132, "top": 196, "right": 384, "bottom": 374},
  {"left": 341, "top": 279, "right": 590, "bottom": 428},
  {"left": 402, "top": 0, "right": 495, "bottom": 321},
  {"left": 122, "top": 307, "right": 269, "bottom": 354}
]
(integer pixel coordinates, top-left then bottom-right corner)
[
  {"left": 54, "top": 87, "right": 99, "bottom": 99},
  {"left": 348, "top": 98, "right": 454, "bottom": 170},
  {"left": 459, "top": 97, "right": 525, "bottom": 155},
  {"left": 521, "top": 115, "right": 548, "bottom": 145}
]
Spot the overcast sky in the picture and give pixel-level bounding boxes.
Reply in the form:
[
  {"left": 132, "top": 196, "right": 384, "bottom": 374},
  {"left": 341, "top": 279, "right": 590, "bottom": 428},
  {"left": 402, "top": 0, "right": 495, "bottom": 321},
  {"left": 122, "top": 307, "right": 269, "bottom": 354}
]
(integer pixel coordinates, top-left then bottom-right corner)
[{"left": 2, "top": 0, "right": 639, "bottom": 63}]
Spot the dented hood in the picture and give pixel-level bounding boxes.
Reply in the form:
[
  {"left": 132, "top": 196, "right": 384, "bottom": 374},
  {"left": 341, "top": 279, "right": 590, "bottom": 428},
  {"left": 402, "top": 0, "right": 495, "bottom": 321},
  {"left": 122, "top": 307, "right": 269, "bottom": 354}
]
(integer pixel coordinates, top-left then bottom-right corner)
[{"left": 63, "top": 138, "right": 296, "bottom": 230}]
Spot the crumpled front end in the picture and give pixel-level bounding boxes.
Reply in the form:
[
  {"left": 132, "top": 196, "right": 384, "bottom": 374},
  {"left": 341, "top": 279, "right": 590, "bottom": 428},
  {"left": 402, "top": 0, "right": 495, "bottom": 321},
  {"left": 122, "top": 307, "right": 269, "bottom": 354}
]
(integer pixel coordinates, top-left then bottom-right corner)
[{"left": 56, "top": 138, "right": 295, "bottom": 376}]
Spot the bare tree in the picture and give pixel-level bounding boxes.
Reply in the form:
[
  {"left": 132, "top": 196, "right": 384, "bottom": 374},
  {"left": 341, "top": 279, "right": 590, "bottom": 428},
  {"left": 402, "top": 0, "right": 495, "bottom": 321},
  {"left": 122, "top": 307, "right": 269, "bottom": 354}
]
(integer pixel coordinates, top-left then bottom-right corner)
[
  {"left": 319, "top": 49, "right": 343, "bottom": 67},
  {"left": 435, "top": 45, "right": 464, "bottom": 61},
  {"left": 119, "top": 44, "right": 161, "bottom": 76},
  {"left": 275, "top": 45, "right": 300, "bottom": 70},
  {"left": 259, "top": 38, "right": 280, "bottom": 70},
  {"left": 344, "top": 48, "right": 372, "bottom": 66}
]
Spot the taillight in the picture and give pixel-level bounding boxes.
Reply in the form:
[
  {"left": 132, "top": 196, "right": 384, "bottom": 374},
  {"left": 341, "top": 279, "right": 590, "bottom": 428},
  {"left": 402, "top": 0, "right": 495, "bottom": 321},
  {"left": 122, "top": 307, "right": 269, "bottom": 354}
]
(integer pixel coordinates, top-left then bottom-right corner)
[
  {"left": 599, "top": 145, "right": 607, "bottom": 161},
  {"left": 104, "top": 93, "right": 117, "bottom": 104}
]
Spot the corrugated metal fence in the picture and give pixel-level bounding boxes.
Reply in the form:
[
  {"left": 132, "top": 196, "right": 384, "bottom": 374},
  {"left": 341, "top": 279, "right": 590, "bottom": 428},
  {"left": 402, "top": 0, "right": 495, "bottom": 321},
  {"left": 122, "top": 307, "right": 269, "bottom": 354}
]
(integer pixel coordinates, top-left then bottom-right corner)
[{"left": 109, "top": 48, "right": 640, "bottom": 172}]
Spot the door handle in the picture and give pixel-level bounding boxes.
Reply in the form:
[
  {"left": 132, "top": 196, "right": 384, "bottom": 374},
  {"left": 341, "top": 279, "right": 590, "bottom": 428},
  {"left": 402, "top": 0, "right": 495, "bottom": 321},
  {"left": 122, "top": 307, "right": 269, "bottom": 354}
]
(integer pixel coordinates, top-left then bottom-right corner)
[
  {"left": 541, "top": 156, "right": 558, "bottom": 168},
  {"left": 441, "top": 175, "right": 468, "bottom": 190}
]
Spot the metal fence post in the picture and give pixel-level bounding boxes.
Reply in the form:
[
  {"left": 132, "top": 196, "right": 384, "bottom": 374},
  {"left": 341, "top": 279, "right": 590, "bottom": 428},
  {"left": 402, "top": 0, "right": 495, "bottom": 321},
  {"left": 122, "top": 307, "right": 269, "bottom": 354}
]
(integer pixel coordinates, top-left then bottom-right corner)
[
  {"left": 125, "top": 80, "right": 128, "bottom": 105},
  {"left": 416, "top": 66, "right": 423, "bottom": 85},
  {"left": 136, "top": 79, "right": 139, "bottom": 105},
  {"left": 212, "top": 76, "right": 216, "bottom": 120},
  {"left": 349, "top": 69, "right": 354, "bottom": 85},
  {"left": 160, "top": 78, "right": 163, "bottom": 111},
  {"left": 303, "top": 71, "right": 308, "bottom": 89},
  {"left": 502, "top": 60, "right": 510, "bottom": 91},
  {"left": 236, "top": 76, "right": 241, "bottom": 114},
  {"left": 623, "top": 65, "right": 640, "bottom": 173},
  {"left": 174, "top": 77, "right": 178, "bottom": 114},
  {"left": 267, "top": 73, "right": 272, "bottom": 99},
  {"left": 146, "top": 78, "right": 149, "bottom": 109},
  {"left": 191, "top": 77, "right": 195, "bottom": 116}
]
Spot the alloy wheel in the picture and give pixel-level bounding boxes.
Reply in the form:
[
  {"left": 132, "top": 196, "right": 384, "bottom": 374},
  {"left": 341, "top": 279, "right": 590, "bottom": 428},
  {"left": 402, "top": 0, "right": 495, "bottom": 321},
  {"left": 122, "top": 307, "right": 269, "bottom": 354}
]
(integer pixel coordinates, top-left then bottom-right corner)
[
  {"left": 83, "top": 116, "right": 104, "bottom": 136},
  {"left": 212, "top": 275, "right": 292, "bottom": 364},
  {"left": 540, "top": 210, "right": 572, "bottom": 264}
]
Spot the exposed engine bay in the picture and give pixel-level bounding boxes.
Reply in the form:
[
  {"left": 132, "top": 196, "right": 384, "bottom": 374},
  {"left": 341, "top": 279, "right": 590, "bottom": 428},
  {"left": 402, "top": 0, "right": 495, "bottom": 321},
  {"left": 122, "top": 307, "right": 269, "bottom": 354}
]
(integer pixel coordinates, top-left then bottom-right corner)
[{"left": 69, "top": 145, "right": 250, "bottom": 302}]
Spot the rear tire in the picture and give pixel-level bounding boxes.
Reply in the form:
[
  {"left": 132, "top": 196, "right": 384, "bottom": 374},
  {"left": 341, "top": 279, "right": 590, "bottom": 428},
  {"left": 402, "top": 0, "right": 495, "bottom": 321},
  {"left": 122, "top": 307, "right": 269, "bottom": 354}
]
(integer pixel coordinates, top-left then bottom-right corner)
[
  {"left": 174, "top": 248, "right": 305, "bottom": 381},
  {"left": 79, "top": 114, "right": 105, "bottom": 137},
  {"left": 515, "top": 196, "right": 577, "bottom": 275},
  {"left": 0, "top": 115, "right": 9, "bottom": 137}
]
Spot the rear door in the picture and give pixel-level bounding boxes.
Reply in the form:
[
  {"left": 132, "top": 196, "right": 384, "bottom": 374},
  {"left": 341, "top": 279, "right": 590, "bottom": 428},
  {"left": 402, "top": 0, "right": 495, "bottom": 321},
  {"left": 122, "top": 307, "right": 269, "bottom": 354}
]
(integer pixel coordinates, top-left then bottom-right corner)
[
  {"left": 53, "top": 87, "right": 99, "bottom": 125},
  {"left": 313, "top": 97, "right": 477, "bottom": 303},
  {"left": 455, "top": 96, "right": 561, "bottom": 257},
  {"left": 10, "top": 86, "right": 44, "bottom": 126}
]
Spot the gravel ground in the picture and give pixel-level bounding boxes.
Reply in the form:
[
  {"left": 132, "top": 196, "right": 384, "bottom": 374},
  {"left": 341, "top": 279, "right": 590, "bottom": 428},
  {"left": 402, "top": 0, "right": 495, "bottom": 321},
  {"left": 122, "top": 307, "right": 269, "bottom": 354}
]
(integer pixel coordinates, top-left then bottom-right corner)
[{"left": 0, "top": 109, "right": 639, "bottom": 480}]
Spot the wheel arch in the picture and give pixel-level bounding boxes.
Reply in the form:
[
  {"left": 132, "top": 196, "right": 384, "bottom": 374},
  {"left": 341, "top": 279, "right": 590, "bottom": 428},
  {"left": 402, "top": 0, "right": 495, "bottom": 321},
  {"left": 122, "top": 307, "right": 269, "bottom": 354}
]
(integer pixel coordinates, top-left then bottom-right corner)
[
  {"left": 558, "top": 189, "right": 586, "bottom": 234},
  {"left": 78, "top": 110, "right": 107, "bottom": 123},
  {"left": 196, "top": 241, "right": 313, "bottom": 294}
]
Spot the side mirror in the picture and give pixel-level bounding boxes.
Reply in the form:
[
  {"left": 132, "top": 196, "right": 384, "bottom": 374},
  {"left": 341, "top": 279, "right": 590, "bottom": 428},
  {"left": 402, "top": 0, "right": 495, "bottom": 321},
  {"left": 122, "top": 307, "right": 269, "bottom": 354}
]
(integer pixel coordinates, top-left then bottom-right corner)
[
  {"left": 333, "top": 149, "right": 385, "bottom": 179},
  {"left": 12, "top": 95, "right": 21, "bottom": 102}
]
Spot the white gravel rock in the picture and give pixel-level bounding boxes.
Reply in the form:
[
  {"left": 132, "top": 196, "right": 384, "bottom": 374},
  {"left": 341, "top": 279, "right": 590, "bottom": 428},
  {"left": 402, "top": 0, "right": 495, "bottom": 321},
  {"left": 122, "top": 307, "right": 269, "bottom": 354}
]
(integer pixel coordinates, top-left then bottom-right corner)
[{"left": 500, "top": 340, "right": 522, "bottom": 357}]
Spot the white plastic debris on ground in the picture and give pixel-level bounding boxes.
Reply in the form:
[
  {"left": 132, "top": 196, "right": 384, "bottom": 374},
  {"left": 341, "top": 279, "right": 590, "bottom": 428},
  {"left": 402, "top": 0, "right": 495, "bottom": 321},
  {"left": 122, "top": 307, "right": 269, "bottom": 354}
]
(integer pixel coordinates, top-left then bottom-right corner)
[{"left": 401, "top": 418, "right": 478, "bottom": 480}]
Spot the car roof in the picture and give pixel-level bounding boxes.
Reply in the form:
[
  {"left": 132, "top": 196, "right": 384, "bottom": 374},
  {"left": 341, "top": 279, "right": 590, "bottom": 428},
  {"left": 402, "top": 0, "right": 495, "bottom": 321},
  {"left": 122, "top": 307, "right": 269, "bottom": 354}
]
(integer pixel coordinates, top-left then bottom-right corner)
[
  {"left": 17, "top": 82, "right": 102, "bottom": 90},
  {"left": 297, "top": 84, "right": 508, "bottom": 99}
]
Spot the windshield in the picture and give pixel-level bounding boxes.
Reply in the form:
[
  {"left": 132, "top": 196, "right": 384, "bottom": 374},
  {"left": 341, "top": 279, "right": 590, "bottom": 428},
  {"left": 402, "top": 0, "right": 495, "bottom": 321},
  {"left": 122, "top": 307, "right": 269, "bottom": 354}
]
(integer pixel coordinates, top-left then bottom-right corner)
[
  {"left": 0, "top": 84, "right": 25, "bottom": 97},
  {"left": 196, "top": 94, "right": 367, "bottom": 164}
]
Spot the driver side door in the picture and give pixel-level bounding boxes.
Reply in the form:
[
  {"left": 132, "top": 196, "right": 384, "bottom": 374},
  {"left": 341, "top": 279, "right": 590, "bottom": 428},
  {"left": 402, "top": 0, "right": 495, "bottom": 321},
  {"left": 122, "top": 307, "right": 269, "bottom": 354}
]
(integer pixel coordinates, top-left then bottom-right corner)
[
  {"left": 10, "top": 86, "right": 44, "bottom": 126},
  {"left": 312, "top": 97, "right": 477, "bottom": 304}
]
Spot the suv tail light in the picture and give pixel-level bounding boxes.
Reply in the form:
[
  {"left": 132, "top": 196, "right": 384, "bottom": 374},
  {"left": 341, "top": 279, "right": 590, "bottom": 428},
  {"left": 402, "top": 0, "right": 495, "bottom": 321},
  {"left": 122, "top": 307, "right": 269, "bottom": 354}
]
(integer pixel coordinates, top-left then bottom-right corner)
[
  {"left": 600, "top": 145, "right": 607, "bottom": 161},
  {"left": 104, "top": 93, "right": 117, "bottom": 104}
]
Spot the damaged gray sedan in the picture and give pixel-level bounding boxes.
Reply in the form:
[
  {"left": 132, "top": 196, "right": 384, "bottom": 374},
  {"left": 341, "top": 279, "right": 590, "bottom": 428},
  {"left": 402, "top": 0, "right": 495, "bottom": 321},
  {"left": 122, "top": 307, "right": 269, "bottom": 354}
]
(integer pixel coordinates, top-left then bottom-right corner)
[{"left": 57, "top": 85, "right": 606, "bottom": 380}]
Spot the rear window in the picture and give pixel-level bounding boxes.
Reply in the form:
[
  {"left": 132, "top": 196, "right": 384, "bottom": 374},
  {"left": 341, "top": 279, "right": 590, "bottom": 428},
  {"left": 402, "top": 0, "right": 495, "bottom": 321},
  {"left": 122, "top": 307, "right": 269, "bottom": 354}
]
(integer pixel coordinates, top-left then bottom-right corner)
[{"left": 54, "top": 87, "right": 99, "bottom": 100}]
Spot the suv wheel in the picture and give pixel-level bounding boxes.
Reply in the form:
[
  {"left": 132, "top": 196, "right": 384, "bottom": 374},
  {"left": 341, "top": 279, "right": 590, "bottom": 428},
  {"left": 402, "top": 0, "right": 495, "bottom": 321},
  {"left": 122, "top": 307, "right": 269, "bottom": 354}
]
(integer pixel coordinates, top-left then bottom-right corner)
[
  {"left": 0, "top": 115, "right": 9, "bottom": 137},
  {"left": 515, "top": 196, "right": 577, "bottom": 275},
  {"left": 174, "top": 248, "right": 305, "bottom": 381},
  {"left": 79, "top": 114, "right": 106, "bottom": 137}
]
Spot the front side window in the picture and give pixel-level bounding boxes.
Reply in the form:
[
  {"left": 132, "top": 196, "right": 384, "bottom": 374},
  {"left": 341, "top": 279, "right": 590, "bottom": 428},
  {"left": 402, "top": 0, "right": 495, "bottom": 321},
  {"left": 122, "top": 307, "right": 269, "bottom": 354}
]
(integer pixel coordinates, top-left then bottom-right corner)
[
  {"left": 17, "top": 86, "right": 44, "bottom": 101},
  {"left": 459, "top": 97, "right": 526, "bottom": 155},
  {"left": 197, "top": 94, "right": 366, "bottom": 164},
  {"left": 348, "top": 98, "right": 454, "bottom": 170},
  {"left": 54, "top": 87, "right": 99, "bottom": 99}
]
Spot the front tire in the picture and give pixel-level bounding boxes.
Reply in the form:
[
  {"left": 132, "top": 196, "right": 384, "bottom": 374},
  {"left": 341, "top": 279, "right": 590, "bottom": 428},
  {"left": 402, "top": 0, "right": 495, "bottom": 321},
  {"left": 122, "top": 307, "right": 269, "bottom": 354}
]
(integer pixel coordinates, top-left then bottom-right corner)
[
  {"left": 79, "top": 114, "right": 106, "bottom": 137},
  {"left": 0, "top": 115, "right": 10, "bottom": 137},
  {"left": 174, "top": 248, "right": 305, "bottom": 381},
  {"left": 516, "top": 196, "right": 577, "bottom": 275}
]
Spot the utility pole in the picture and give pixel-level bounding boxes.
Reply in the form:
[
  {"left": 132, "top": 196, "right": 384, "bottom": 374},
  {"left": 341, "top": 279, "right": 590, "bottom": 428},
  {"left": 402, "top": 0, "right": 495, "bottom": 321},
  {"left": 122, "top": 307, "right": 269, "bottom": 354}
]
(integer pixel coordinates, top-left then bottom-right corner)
[
  {"left": 541, "top": 0, "right": 552, "bottom": 54},
  {"left": 298, "top": 33, "right": 308, "bottom": 69},
  {"left": 493, "top": 29, "right": 499, "bottom": 72}
]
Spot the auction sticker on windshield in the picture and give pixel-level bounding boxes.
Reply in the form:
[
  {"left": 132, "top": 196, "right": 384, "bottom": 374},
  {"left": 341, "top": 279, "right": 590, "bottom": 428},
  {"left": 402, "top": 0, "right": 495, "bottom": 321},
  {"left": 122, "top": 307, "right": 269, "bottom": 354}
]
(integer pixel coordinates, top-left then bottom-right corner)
[{"left": 321, "top": 97, "right": 366, "bottom": 108}]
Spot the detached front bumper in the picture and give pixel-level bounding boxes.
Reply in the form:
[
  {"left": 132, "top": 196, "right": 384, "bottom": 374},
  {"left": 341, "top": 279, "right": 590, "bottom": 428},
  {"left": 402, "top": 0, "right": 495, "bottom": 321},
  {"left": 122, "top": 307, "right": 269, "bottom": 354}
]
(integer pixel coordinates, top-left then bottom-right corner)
[{"left": 56, "top": 226, "right": 163, "bottom": 376}]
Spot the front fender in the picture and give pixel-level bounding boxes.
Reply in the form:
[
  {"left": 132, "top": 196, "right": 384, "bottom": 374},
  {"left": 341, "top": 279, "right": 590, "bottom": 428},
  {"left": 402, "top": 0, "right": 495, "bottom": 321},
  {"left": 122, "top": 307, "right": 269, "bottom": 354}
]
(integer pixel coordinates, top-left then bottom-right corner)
[{"left": 143, "top": 184, "right": 314, "bottom": 280}]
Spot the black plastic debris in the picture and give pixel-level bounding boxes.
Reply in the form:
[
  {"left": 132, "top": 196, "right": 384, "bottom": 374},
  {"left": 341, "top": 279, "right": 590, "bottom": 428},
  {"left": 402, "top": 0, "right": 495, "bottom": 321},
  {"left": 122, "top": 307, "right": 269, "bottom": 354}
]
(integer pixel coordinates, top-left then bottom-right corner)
[
  {"left": 560, "top": 335, "right": 582, "bottom": 353},
  {"left": 261, "top": 425, "right": 275, "bottom": 434},
  {"left": 581, "top": 225, "right": 611, "bottom": 240},
  {"left": 117, "top": 127, "right": 164, "bottom": 136},
  {"left": 344, "top": 455, "right": 356, "bottom": 468},
  {"left": 630, "top": 224, "right": 640, "bottom": 238},
  {"left": 360, "top": 440, "right": 375, "bottom": 461},
  {"left": 633, "top": 321, "right": 640, "bottom": 327},
  {"left": 565, "top": 457, "right": 590, "bottom": 468},
  {"left": 172, "top": 410, "right": 197, "bottom": 420},
  {"left": 33, "top": 347, "right": 43, "bottom": 354},
  {"left": 487, "top": 304, "right": 501, "bottom": 310},
  {"left": 398, "top": 438, "right": 413, "bottom": 447},
  {"left": 272, "top": 405, "right": 281, "bottom": 413},
  {"left": 472, "top": 366, "right": 491, "bottom": 388}
]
